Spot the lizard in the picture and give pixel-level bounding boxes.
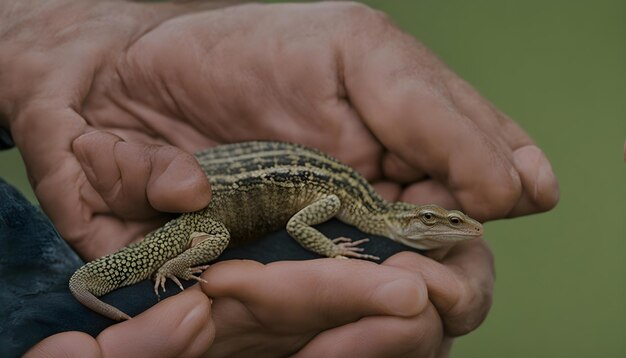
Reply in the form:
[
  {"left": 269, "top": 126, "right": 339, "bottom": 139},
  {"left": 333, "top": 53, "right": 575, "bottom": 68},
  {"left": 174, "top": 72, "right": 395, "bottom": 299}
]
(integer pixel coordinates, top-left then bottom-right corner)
[{"left": 69, "top": 141, "right": 483, "bottom": 321}]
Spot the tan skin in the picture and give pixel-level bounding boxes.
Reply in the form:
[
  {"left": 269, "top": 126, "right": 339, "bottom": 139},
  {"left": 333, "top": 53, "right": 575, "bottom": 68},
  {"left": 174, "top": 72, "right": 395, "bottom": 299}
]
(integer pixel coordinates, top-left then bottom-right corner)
[{"left": 0, "top": 1, "right": 559, "bottom": 356}]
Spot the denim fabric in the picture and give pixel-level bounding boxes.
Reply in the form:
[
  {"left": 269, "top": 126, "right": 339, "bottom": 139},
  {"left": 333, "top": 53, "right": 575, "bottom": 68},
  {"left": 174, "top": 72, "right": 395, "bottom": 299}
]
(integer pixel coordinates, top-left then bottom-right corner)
[{"left": 0, "top": 178, "right": 415, "bottom": 357}]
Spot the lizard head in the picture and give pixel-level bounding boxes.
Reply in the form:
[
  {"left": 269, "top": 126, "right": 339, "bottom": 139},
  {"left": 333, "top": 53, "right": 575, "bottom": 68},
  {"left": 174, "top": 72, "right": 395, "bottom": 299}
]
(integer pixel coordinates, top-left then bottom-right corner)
[{"left": 386, "top": 204, "right": 483, "bottom": 250}]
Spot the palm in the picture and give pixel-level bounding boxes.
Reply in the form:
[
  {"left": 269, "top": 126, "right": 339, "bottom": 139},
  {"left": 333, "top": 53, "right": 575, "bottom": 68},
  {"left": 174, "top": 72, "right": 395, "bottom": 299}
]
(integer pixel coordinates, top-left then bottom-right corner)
[
  {"left": 65, "top": 5, "right": 396, "bottom": 258},
  {"left": 83, "top": 8, "right": 384, "bottom": 176}
]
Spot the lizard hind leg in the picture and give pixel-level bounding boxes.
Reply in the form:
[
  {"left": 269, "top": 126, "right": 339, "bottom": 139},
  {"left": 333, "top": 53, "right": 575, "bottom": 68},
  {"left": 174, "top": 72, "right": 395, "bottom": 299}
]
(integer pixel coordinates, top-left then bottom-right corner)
[{"left": 153, "top": 224, "right": 230, "bottom": 297}]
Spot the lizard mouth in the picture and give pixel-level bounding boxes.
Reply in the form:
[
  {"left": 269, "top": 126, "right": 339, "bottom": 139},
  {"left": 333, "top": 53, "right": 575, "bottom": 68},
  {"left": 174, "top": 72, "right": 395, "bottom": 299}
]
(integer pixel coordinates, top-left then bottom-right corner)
[
  {"left": 401, "top": 231, "right": 483, "bottom": 249},
  {"left": 408, "top": 231, "right": 482, "bottom": 241}
]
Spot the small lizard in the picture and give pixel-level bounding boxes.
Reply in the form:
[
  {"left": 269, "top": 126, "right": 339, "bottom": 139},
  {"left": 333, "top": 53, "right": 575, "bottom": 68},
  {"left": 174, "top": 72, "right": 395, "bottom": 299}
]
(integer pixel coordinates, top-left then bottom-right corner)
[{"left": 70, "top": 141, "right": 483, "bottom": 321}]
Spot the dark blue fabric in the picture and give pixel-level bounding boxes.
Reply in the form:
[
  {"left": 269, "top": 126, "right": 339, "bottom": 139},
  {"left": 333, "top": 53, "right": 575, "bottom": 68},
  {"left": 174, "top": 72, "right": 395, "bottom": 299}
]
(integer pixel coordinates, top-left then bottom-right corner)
[
  {"left": 0, "top": 127, "right": 14, "bottom": 149},
  {"left": 0, "top": 178, "right": 418, "bottom": 357}
]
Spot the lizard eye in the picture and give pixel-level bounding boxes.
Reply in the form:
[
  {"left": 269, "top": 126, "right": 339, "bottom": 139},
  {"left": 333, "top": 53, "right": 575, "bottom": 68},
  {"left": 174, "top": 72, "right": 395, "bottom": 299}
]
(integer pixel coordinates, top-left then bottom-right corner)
[
  {"left": 449, "top": 216, "right": 463, "bottom": 225},
  {"left": 421, "top": 212, "right": 436, "bottom": 225}
]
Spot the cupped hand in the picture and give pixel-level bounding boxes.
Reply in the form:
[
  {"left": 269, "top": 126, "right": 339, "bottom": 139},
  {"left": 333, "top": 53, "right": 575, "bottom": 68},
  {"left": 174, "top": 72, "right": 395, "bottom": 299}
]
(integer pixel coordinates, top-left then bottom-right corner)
[
  {"left": 203, "top": 241, "right": 493, "bottom": 357},
  {"left": 1, "top": 1, "right": 558, "bottom": 260},
  {"left": 28, "top": 246, "right": 491, "bottom": 357},
  {"left": 2, "top": 0, "right": 555, "bottom": 355}
]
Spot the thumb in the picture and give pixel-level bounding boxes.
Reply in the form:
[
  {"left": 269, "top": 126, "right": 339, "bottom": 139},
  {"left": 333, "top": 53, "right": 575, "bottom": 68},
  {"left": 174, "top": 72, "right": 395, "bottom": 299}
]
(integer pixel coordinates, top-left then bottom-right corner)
[
  {"left": 25, "top": 289, "right": 214, "bottom": 358},
  {"left": 72, "top": 130, "right": 211, "bottom": 218},
  {"left": 97, "top": 288, "right": 215, "bottom": 357},
  {"left": 201, "top": 259, "right": 428, "bottom": 330}
]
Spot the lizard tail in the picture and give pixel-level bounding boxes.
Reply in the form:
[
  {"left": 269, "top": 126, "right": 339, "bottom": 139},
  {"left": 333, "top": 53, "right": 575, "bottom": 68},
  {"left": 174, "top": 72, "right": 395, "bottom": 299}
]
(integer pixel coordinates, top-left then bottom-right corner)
[{"left": 69, "top": 272, "right": 131, "bottom": 321}]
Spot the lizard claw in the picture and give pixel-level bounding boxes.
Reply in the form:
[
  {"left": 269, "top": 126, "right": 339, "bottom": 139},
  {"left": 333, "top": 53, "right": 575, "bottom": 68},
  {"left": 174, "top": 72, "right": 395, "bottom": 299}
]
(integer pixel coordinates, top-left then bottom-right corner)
[
  {"left": 154, "top": 274, "right": 165, "bottom": 299},
  {"left": 153, "top": 264, "right": 211, "bottom": 298},
  {"left": 189, "top": 275, "right": 209, "bottom": 284},
  {"left": 153, "top": 272, "right": 183, "bottom": 298},
  {"left": 332, "top": 237, "right": 353, "bottom": 244},
  {"left": 189, "top": 264, "right": 211, "bottom": 274},
  {"left": 188, "top": 265, "right": 210, "bottom": 283},
  {"left": 169, "top": 274, "right": 184, "bottom": 291},
  {"left": 332, "top": 237, "right": 380, "bottom": 261}
]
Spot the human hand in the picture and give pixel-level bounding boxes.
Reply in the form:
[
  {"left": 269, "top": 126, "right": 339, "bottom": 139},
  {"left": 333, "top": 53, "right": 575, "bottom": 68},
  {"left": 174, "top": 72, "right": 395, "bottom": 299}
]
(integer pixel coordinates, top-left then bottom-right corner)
[
  {"left": 28, "top": 247, "right": 490, "bottom": 357},
  {"left": 0, "top": 1, "right": 558, "bottom": 260},
  {"left": 202, "top": 241, "right": 493, "bottom": 357},
  {"left": 1, "top": 0, "right": 554, "bottom": 355}
]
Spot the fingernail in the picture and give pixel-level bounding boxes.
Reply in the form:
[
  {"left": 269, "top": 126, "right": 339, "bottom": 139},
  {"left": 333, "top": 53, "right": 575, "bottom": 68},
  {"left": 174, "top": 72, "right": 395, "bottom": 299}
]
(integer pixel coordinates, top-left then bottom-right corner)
[
  {"left": 181, "top": 305, "right": 205, "bottom": 327},
  {"left": 372, "top": 278, "right": 425, "bottom": 317},
  {"left": 179, "top": 291, "right": 211, "bottom": 328},
  {"left": 514, "top": 145, "right": 559, "bottom": 208},
  {"left": 151, "top": 152, "right": 212, "bottom": 211}
]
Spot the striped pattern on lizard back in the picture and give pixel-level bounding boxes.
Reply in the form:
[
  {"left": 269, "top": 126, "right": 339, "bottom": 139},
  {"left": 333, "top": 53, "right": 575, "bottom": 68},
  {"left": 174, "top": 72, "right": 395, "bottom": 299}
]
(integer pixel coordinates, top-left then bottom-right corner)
[{"left": 196, "top": 141, "right": 392, "bottom": 246}]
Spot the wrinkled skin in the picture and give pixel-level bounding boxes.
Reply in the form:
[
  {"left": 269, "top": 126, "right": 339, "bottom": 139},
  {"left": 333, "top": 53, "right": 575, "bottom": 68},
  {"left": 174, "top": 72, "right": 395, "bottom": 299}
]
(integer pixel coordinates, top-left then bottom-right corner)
[{"left": 0, "top": 1, "right": 559, "bottom": 357}]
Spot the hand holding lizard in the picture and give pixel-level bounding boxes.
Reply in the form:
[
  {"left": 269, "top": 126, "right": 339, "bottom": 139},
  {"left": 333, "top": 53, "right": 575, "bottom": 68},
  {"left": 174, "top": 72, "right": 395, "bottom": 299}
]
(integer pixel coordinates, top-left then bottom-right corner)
[
  {"left": 28, "top": 251, "right": 492, "bottom": 357},
  {"left": 1, "top": 1, "right": 557, "bottom": 356}
]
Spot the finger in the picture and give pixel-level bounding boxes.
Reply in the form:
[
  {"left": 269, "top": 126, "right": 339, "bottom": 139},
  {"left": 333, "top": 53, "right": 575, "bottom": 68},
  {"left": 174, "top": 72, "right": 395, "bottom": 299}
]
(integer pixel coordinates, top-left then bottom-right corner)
[
  {"left": 381, "top": 152, "right": 427, "bottom": 183},
  {"left": 26, "top": 290, "right": 215, "bottom": 358},
  {"left": 441, "top": 73, "right": 533, "bottom": 150},
  {"left": 294, "top": 304, "right": 442, "bottom": 358},
  {"left": 371, "top": 181, "right": 402, "bottom": 201},
  {"left": 73, "top": 130, "right": 212, "bottom": 218},
  {"left": 383, "top": 240, "right": 494, "bottom": 337},
  {"left": 341, "top": 19, "right": 526, "bottom": 220},
  {"left": 11, "top": 107, "right": 117, "bottom": 255},
  {"left": 442, "top": 74, "right": 559, "bottom": 215},
  {"left": 13, "top": 107, "right": 212, "bottom": 258},
  {"left": 508, "top": 145, "right": 560, "bottom": 217},
  {"left": 398, "top": 179, "right": 461, "bottom": 209},
  {"left": 200, "top": 259, "right": 428, "bottom": 330},
  {"left": 437, "top": 337, "right": 455, "bottom": 358},
  {"left": 24, "top": 331, "right": 100, "bottom": 358},
  {"left": 97, "top": 288, "right": 215, "bottom": 357}
]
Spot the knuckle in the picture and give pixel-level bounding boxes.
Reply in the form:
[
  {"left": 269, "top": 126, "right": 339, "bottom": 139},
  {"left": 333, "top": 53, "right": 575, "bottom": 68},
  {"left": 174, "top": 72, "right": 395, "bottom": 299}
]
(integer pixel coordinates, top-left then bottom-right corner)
[
  {"left": 337, "top": 1, "right": 387, "bottom": 20},
  {"left": 393, "top": 305, "right": 443, "bottom": 354},
  {"left": 490, "top": 156, "right": 524, "bottom": 203},
  {"left": 491, "top": 174, "right": 523, "bottom": 212},
  {"left": 458, "top": 161, "right": 523, "bottom": 220},
  {"left": 328, "top": 2, "right": 391, "bottom": 31}
]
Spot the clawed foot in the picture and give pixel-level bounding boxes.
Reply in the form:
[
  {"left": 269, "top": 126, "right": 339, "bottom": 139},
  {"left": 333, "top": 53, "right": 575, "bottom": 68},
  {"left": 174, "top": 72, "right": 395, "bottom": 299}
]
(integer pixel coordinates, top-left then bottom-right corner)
[
  {"left": 153, "top": 264, "right": 211, "bottom": 298},
  {"left": 332, "top": 237, "right": 380, "bottom": 261}
]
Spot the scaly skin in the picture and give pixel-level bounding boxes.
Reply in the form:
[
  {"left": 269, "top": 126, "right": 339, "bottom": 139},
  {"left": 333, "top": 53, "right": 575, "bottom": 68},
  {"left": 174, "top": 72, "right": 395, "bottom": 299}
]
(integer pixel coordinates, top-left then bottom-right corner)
[{"left": 69, "top": 141, "right": 483, "bottom": 321}]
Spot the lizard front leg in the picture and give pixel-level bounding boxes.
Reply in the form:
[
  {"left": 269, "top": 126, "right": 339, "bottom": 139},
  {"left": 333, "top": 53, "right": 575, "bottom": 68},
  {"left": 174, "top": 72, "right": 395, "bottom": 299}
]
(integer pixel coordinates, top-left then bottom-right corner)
[
  {"left": 153, "top": 216, "right": 230, "bottom": 295},
  {"left": 286, "top": 195, "right": 379, "bottom": 260}
]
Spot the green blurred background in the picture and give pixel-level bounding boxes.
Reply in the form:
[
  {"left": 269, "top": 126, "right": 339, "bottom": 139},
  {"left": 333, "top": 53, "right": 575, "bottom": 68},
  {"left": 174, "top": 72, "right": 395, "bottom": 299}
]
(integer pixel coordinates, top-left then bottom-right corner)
[{"left": 1, "top": 0, "right": 624, "bottom": 357}]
